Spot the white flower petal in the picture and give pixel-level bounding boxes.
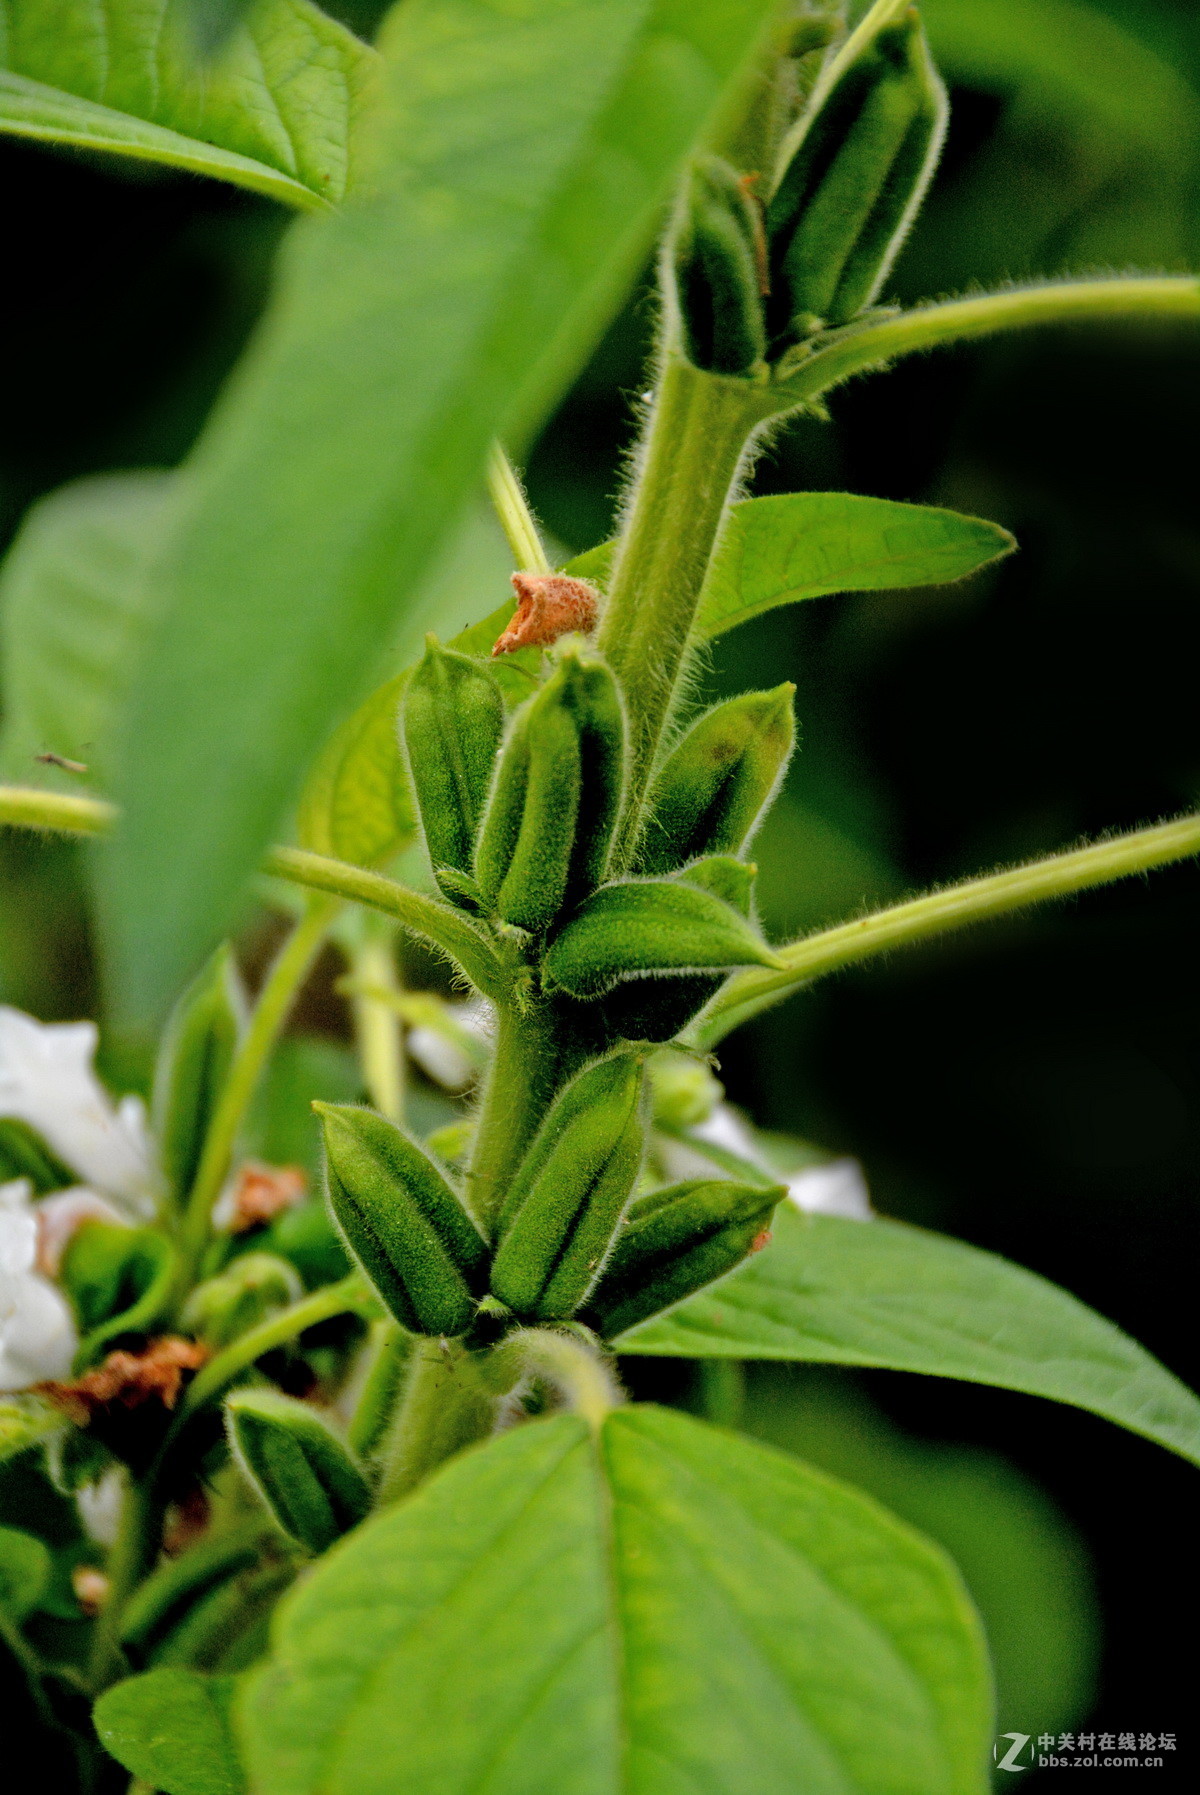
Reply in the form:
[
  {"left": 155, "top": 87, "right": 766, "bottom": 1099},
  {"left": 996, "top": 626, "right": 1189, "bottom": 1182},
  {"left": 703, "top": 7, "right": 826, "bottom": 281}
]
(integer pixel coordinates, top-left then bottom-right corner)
[
  {"left": 0, "top": 1006, "right": 157, "bottom": 1216},
  {"left": 0, "top": 1179, "right": 38, "bottom": 1276},
  {"left": 787, "top": 1158, "right": 873, "bottom": 1221},
  {"left": 35, "top": 1187, "right": 130, "bottom": 1277},
  {"left": 77, "top": 1468, "right": 124, "bottom": 1546},
  {"left": 406, "top": 1027, "right": 475, "bottom": 1091},
  {"left": 0, "top": 1264, "right": 77, "bottom": 1388}
]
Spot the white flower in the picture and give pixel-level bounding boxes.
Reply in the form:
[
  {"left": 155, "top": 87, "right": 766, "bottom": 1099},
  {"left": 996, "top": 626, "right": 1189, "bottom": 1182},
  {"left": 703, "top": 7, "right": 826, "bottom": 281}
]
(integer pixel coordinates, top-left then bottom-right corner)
[
  {"left": 0, "top": 1005, "right": 156, "bottom": 1219},
  {"left": 788, "top": 1157, "right": 873, "bottom": 1221},
  {"left": 0, "top": 1180, "right": 76, "bottom": 1390},
  {"left": 406, "top": 998, "right": 492, "bottom": 1091},
  {"left": 76, "top": 1466, "right": 124, "bottom": 1546}
]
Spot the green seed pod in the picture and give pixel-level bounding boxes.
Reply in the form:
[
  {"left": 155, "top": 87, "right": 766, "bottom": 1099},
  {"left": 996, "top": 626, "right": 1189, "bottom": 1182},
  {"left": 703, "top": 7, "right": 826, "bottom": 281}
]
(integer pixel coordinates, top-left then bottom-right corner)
[
  {"left": 181, "top": 1253, "right": 303, "bottom": 1349},
  {"left": 490, "top": 1052, "right": 644, "bottom": 1321},
  {"left": 638, "top": 686, "right": 795, "bottom": 875},
  {"left": 152, "top": 943, "right": 246, "bottom": 1207},
  {"left": 673, "top": 155, "right": 767, "bottom": 376},
  {"left": 402, "top": 637, "right": 505, "bottom": 900},
  {"left": 225, "top": 1388, "right": 370, "bottom": 1555},
  {"left": 118, "top": 1518, "right": 269, "bottom": 1666},
  {"left": 766, "top": 0, "right": 948, "bottom": 334},
  {"left": 316, "top": 1102, "right": 487, "bottom": 1337},
  {"left": 474, "top": 648, "right": 625, "bottom": 932},
  {"left": 542, "top": 878, "right": 783, "bottom": 1000},
  {"left": 583, "top": 1177, "right": 783, "bottom": 1338},
  {"left": 61, "top": 1223, "right": 179, "bottom": 1365}
]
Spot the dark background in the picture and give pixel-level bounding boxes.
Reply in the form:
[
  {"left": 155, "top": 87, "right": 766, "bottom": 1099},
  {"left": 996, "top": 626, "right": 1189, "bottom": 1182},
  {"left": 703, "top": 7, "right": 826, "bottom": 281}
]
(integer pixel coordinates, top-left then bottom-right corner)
[{"left": 2, "top": 0, "right": 1197, "bottom": 1783}]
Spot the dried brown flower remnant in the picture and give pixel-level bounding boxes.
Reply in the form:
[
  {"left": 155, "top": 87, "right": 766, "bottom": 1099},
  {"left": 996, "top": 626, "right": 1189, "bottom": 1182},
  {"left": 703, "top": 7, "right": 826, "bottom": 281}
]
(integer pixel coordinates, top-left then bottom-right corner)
[
  {"left": 38, "top": 1337, "right": 209, "bottom": 1427},
  {"left": 492, "top": 573, "right": 599, "bottom": 656},
  {"left": 226, "top": 1161, "right": 306, "bottom": 1233}
]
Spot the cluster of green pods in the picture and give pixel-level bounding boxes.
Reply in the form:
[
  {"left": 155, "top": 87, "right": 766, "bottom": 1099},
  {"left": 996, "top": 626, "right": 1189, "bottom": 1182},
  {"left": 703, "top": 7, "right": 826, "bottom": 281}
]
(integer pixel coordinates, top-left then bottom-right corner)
[{"left": 674, "top": 0, "right": 948, "bottom": 373}]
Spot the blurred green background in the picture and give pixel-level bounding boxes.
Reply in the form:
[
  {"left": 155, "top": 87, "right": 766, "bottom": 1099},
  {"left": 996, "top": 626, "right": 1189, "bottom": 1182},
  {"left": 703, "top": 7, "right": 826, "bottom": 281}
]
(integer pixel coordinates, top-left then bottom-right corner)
[{"left": 2, "top": 0, "right": 1197, "bottom": 1783}]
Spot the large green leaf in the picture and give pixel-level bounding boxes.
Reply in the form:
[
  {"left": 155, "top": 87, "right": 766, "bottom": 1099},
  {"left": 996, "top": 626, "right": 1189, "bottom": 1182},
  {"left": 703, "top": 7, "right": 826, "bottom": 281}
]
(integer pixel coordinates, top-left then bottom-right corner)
[
  {"left": 620, "top": 1208, "right": 1200, "bottom": 1468},
  {"left": 103, "top": 0, "right": 777, "bottom": 1020},
  {"left": 95, "top": 1668, "right": 245, "bottom": 1795},
  {"left": 241, "top": 1406, "right": 991, "bottom": 1794},
  {"left": 0, "top": 0, "right": 378, "bottom": 209},
  {"left": 0, "top": 473, "right": 177, "bottom": 794},
  {"left": 566, "top": 492, "right": 1014, "bottom": 637}
]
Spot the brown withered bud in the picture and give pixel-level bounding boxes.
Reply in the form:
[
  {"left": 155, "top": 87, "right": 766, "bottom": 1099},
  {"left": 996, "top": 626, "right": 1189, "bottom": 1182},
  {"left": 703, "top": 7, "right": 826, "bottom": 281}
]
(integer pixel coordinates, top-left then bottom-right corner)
[
  {"left": 38, "top": 1337, "right": 209, "bottom": 1427},
  {"left": 223, "top": 1160, "right": 306, "bottom": 1233},
  {"left": 492, "top": 573, "right": 599, "bottom": 656}
]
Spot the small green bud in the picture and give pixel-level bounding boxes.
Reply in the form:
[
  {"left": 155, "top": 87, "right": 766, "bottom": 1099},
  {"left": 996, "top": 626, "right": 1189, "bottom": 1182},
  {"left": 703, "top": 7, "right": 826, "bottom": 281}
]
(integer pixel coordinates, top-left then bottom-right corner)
[
  {"left": 766, "top": 0, "right": 948, "bottom": 334},
  {"left": 647, "top": 1051, "right": 723, "bottom": 1132},
  {"left": 225, "top": 1389, "right": 370, "bottom": 1554},
  {"left": 676, "top": 854, "right": 756, "bottom": 915},
  {"left": 316, "top": 1103, "right": 487, "bottom": 1337},
  {"left": 490, "top": 1052, "right": 644, "bottom": 1321},
  {"left": 402, "top": 638, "right": 505, "bottom": 901},
  {"left": 583, "top": 1178, "right": 783, "bottom": 1338},
  {"left": 474, "top": 648, "right": 625, "bottom": 932},
  {"left": 61, "top": 1223, "right": 179, "bottom": 1365},
  {"left": 181, "top": 1253, "right": 302, "bottom": 1349},
  {"left": 152, "top": 944, "right": 246, "bottom": 1206},
  {"left": 673, "top": 155, "right": 767, "bottom": 376},
  {"left": 638, "top": 686, "right": 795, "bottom": 875},
  {"left": 542, "top": 878, "right": 783, "bottom": 1000}
]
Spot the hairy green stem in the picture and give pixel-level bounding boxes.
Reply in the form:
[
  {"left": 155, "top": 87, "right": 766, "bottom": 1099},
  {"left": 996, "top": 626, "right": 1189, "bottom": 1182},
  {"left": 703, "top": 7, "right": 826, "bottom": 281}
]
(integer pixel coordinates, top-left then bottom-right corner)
[
  {"left": 462, "top": 1001, "right": 559, "bottom": 1236},
  {"left": 696, "top": 811, "right": 1200, "bottom": 1046},
  {"left": 348, "top": 915, "right": 405, "bottom": 1123},
  {"left": 490, "top": 1327, "right": 621, "bottom": 1430},
  {"left": 265, "top": 846, "right": 506, "bottom": 999},
  {"left": 783, "top": 276, "right": 1200, "bottom": 402},
  {"left": 174, "top": 1274, "right": 372, "bottom": 1426},
  {"left": 87, "top": 1475, "right": 162, "bottom": 1690},
  {"left": 487, "top": 442, "right": 551, "bottom": 573},
  {"left": 597, "top": 355, "right": 777, "bottom": 853},
  {"left": 179, "top": 897, "right": 337, "bottom": 1274},
  {"left": 0, "top": 783, "right": 116, "bottom": 834},
  {"left": 375, "top": 1339, "right": 496, "bottom": 1505}
]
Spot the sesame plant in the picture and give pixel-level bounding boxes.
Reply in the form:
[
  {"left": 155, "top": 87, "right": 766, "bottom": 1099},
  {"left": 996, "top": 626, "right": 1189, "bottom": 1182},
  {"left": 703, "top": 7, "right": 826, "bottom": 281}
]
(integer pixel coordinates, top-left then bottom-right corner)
[{"left": 1, "top": 1, "right": 1199, "bottom": 1790}]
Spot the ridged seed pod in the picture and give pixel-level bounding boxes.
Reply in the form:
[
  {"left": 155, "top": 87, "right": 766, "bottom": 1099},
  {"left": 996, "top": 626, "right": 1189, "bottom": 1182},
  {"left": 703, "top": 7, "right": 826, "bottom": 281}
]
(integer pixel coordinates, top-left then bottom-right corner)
[
  {"left": 766, "top": 0, "right": 948, "bottom": 334},
  {"left": 673, "top": 155, "right": 767, "bottom": 376},
  {"left": 226, "top": 1388, "right": 370, "bottom": 1554},
  {"left": 402, "top": 638, "right": 505, "bottom": 899},
  {"left": 474, "top": 648, "right": 625, "bottom": 932},
  {"left": 490, "top": 1052, "right": 644, "bottom": 1321},
  {"left": 152, "top": 943, "right": 246, "bottom": 1207},
  {"left": 598, "top": 859, "right": 758, "bottom": 1042},
  {"left": 638, "top": 685, "right": 794, "bottom": 875},
  {"left": 316, "top": 1103, "right": 487, "bottom": 1337},
  {"left": 583, "top": 1178, "right": 783, "bottom": 1338}
]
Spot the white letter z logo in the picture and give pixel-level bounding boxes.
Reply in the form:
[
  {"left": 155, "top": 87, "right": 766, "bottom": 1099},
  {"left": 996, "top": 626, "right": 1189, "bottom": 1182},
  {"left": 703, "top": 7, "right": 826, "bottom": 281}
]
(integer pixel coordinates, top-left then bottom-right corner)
[{"left": 994, "top": 1733, "right": 1031, "bottom": 1772}]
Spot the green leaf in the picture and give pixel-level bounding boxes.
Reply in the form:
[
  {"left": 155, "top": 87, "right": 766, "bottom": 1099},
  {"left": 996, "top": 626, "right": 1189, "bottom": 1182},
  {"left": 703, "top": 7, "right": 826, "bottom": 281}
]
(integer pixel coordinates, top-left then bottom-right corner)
[
  {"left": 0, "top": 1395, "right": 63, "bottom": 1464},
  {"left": 694, "top": 493, "right": 1015, "bottom": 637},
  {"left": 0, "top": 1524, "right": 52, "bottom": 1620},
  {"left": 94, "top": 1668, "right": 245, "bottom": 1795},
  {"left": 242, "top": 1406, "right": 991, "bottom": 1794},
  {"left": 0, "top": 473, "right": 177, "bottom": 793},
  {"left": 296, "top": 672, "right": 416, "bottom": 869},
  {"left": 0, "top": 0, "right": 379, "bottom": 210},
  {"left": 103, "top": 0, "right": 779, "bottom": 1019},
  {"left": 565, "top": 492, "right": 1015, "bottom": 638},
  {"left": 619, "top": 1207, "right": 1200, "bottom": 1468}
]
